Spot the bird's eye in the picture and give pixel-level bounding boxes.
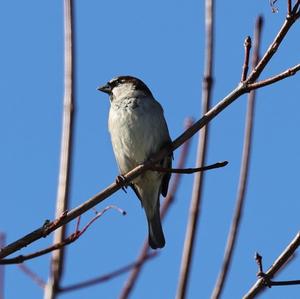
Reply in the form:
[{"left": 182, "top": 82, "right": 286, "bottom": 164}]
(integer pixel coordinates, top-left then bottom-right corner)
[
  {"left": 115, "top": 79, "right": 122, "bottom": 85},
  {"left": 110, "top": 80, "right": 119, "bottom": 88},
  {"left": 110, "top": 78, "right": 126, "bottom": 88}
]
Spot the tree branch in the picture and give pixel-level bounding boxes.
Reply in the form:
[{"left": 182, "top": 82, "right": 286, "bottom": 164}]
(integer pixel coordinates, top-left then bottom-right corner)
[
  {"left": 59, "top": 252, "right": 157, "bottom": 293},
  {"left": 254, "top": 252, "right": 299, "bottom": 288},
  {"left": 148, "top": 161, "right": 228, "bottom": 174},
  {"left": 44, "top": 0, "right": 75, "bottom": 298},
  {"left": 241, "top": 36, "right": 252, "bottom": 82},
  {"left": 292, "top": 0, "right": 300, "bottom": 14},
  {"left": 247, "top": 5, "right": 299, "bottom": 83},
  {"left": 243, "top": 232, "right": 300, "bottom": 299},
  {"left": 0, "top": 206, "right": 124, "bottom": 265},
  {"left": 287, "top": 0, "right": 292, "bottom": 15},
  {"left": 176, "top": 0, "right": 214, "bottom": 298},
  {"left": 247, "top": 64, "right": 300, "bottom": 90},
  {"left": 18, "top": 264, "right": 46, "bottom": 289}
]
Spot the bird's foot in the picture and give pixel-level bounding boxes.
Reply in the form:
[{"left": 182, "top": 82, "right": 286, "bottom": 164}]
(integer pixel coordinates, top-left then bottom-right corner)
[{"left": 116, "top": 175, "right": 128, "bottom": 193}]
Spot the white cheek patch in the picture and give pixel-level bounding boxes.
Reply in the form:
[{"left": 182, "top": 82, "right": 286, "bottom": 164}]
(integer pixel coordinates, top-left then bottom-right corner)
[{"left": 112, "top": 83, "right": 135, "bottom": 98}]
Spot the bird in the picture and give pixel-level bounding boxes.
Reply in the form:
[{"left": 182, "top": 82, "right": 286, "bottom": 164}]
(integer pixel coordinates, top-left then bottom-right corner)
[{"left": 98, "top": 75, "right": 172, "bottom": 249}]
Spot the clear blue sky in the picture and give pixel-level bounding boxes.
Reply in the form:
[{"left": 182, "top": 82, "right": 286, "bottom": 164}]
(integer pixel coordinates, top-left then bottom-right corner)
[{"left": 0, "top": 1, "right": 299, "bottom": 299}]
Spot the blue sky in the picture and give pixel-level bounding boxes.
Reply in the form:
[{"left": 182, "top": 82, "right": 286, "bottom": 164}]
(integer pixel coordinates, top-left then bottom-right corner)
[{"left": 0, "top": 1, "right": 300, "bottom": 299}]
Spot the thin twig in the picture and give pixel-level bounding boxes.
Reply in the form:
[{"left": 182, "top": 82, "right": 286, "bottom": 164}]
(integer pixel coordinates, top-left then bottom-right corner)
[
  {"left": 211, "top": 15, "right": 263, "bottom": 299},
  {"left": 247, "top": 6, "right": 299, "bottom": 83},
  {"left": 119, "top": 118, "right": 194, "bottom": 299},
  {"left": 77, "top": 206, "right": 126, "bottom": 237},
  {"left": 254, "top": 252, "right": 300, "bottom": 288},
  {"left": 288, "top": 0, "right": 292, "bottom": 15},
  {"left": 266, "top": 279, "right": 300, "bottom": 286},
  {"left": 148, "top": 161, "right": 228, "bottom": 174},
  {"left": 255, "top": 252, "right": 264, "bottom": 274},
  {"left": 0, "top": 206, "right": 124, "bottom": 265},
  {"left": 243, "top": 232, "right": 300, "bottom": 298},
  {"left": 74, "top": 216, "right": 81, "bottom": 233},
  {"left": 176, "top": 1, "right": 214, "bottom": 298},
  {"left": 241, "top": 36, "right": 252, "bottom": 82},
  {"left": 18, "top": 264, "right": 46, "bottom": 289},
  {"left": 44, "top": 0, "right": 75, "bottom": 297},
  {"left": 254, "top": 251, "right": 297, "bottom": 296},
  {"left": 247, "top": 64, "right": 300, "bottom": 89},
  {"left": 1, "top": 9, "right": 300, "bottom": 261},
  {"left": 59, "top": 252, "right": 157, "bottom": 293},
  {"left": 292, "top": 1, "right": 300, "bottom": 14}
]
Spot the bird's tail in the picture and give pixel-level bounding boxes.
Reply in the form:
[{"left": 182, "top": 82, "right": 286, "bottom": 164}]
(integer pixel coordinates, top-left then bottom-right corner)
[{"left": 147, "top": 202, "right": 165, "bottom": 249}]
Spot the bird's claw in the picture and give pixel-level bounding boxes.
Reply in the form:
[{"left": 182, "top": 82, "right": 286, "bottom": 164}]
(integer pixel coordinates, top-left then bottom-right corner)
[{"left": 116, "top": 175, "right": 128, "bottom": 193}]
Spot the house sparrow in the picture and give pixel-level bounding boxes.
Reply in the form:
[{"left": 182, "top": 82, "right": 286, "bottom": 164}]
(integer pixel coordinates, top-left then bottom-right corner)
[{"left": 98, "top": 76, "right": 172, "bottom": 249}]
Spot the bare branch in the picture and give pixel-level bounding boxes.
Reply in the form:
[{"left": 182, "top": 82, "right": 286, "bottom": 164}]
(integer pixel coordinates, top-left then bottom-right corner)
[
  {"left": 266, "top": 279, "right": 300, "bottom": 286},
  {"left": 148, "top": 161, "right": 228, "bottom": 174},
  {"left": 241, "top": 36, "right": 252, "bottom": 82},
  {"left": 176, "top": 1, "right": 215, "bottom": 298},
  {"left": 254, "top": 252, "right": 300, "bottom": 288},
  {"left": 247, "top": 5, "right": 299, "bottom": 83},
  {"left": 0, "top": 206, "right": 124, "bottom": 265},
  {"left": 247, "top": 64, "right": 300, "bottom": 90},
  {"left": 288, "top": 0, "right": 292, "bottom": 15},
  {"left": 255, "top": 252, "right": 264, "bottom": 274},
  {"left": 59, "top": 252, "right": 157, "bottom": 293},
  {"left": 211, "top": 15, "right": 263, "bottom": 299},
  {"left": 292, "top": 0, "right": 300, "bottom": 14},
  {"left": 119, "top": 118, "right": 193, "bottom": 299},
  {"left": 18, "top": 264, "right": 46, "bottom": 289},
  {"left": 44, "top": 0, "right": 75, "bottom": 298},
  {"left": 243, "top": 232, "right": 300, "bottom": 299},
  {"left": 1, "top": 9, "right": 299, "bottom": 261}
]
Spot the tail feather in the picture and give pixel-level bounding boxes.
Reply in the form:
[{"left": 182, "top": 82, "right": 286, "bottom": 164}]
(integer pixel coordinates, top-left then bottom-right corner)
[{"left": 147, "top": 203, "right": 165, "bottom": 249}]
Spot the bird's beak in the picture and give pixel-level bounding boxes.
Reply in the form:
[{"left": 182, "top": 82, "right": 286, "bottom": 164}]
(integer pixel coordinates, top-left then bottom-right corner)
[{"left": 97, "top": 83, "right": 112, "bottom": 94}]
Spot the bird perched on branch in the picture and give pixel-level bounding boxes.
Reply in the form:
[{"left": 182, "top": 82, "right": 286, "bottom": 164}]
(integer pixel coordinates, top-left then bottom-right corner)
[{"left": 98, "top": 76, "right": 172, "bottom": 249}]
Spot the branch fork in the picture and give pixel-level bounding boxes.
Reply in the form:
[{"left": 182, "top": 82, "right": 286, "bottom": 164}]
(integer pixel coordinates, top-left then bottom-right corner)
[{"left": 255, "top": 251, "right": 300, "bottom": 288}]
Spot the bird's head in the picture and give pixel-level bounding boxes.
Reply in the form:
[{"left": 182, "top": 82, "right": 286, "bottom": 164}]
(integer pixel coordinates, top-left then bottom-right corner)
[{"left": 97, "top": 76, "right": 153, "bottom": 101}]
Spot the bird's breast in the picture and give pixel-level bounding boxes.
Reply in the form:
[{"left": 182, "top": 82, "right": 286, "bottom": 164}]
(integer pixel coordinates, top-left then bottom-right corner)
[{"left": 108, "top": 97, "right": 168, "bottom": 173}]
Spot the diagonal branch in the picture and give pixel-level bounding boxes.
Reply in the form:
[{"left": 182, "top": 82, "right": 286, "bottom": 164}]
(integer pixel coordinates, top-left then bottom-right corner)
[
  {"left": 254, "top": 251, "right": 298, "bottom": 288},
  {"left": 1, "top": 7, "right": 300, "bottom": 261},
  {"left": 18, "top": 264, "right": 46, "bottom": 289},
  {"left": 211, "top": 15, "right": 263, "bottom": 299},
  {"left": 292, "top": 0, "right": 300, "bottom": 14},
  {"left": 59, "top": 252, "right": 157, "bottom": 293},
  {"left": 0, "top": 206, "right": 124, "bottom": 265},
  {"left": 247, "top": 6, "right": 299, "bottom": 83},
  {"left": 243, "top": 232, "right": 300, "bottom": 299},
  {"left": 247, "top": 63, "right": 300, "bottom": 89}
]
